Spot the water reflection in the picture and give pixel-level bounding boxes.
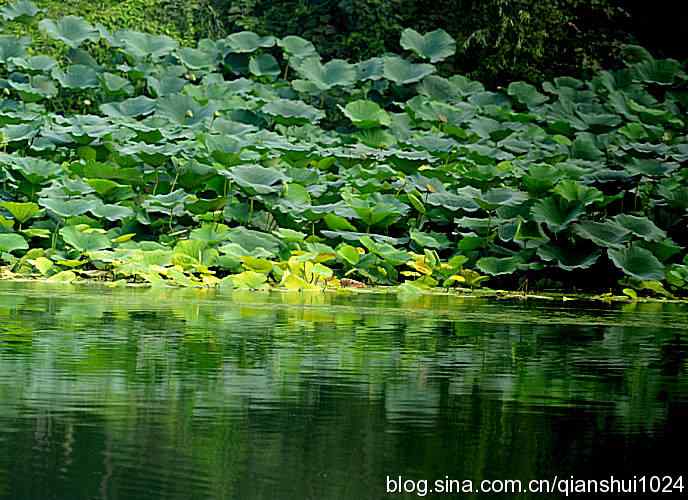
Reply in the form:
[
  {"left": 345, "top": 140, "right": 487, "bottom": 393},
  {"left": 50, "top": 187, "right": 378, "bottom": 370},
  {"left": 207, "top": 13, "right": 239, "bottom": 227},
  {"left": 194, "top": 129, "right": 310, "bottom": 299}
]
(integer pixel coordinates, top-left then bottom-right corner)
[{"left": 0, "top": 283, "right": 686, "bottom": 499}]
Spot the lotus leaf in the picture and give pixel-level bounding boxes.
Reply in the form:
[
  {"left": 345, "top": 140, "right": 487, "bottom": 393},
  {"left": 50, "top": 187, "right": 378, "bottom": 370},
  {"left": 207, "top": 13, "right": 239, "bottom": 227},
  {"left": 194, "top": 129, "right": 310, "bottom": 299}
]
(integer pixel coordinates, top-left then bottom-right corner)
[
  {"left": 249, "top": 54, "right": 281, "bottom": 78},
  {"left": 177, "top": 47, "right": 217, "bottom": 70},
  {"left": 531, "top": 198, "right": 585, "bottom": 232},
  {"left": 340, "top": 100, "right": 391, "bottom": 129},
  {"left": 400, "top": 28, "right": 456, "bottom": 63},
  {"left": 39, "top": 198, "right": 96, "bottom": 218},
  {"left": 52, "top": 65, "right": 99, "bottom": 89},
  {"left": 573, "top": 220, "right": 630, "bottom": 249},
  {"left": 100, "top": 96, "right": 156, "bottom": 118},
  {"left": 0, "top": 233, "right": 28, "bottom": 253},
  {"left": 295, "top": 57, "right": 357, "bottom": 90},
  {"left": 39, "top": 16, "right": 99, "bottom": 48},
  {"left": 476, "top": 256, "right": 523, "bottom": 276},
  {"left": 156, "top": 94, "right": 215, "bottom": 126},
  {"left": 553, "top": 180, "right": 603, "bottom": 206},
  {"left": 118, "top": 30, "right": 178, "bottom": 59},
  {"left": 0, "top": 201, "right": 40, "bottom": 223},
  {"left": 0, "top": 35, "right": 29, "bottom": 62},
  {"left": 613, "top": 214, "right": 666, "bottom": 242},
  {"left": 60, "top": 225, "right": 111, "bottom": 252},
  {"left": 537, "top": 244, "right": 601, "bottom": 271},
  {"left": 225, "top": 31, "right": 276, "bottom": 53},
  {"left": 355, "top": 57, "right": 385, "bottom": 81},
  {"left": 632, "top": 58, "right": 683, "bottom": 85},
  {"left": 278, "top": 36, "right": 317, "bottom": 59},
  {"left": 226, "top": 227, "right": 281, "bottom": 255},
  {"left": 0, "top": 1, "right": 41, "bottom": 21},
  {"left": 262, "top": 99, "right": 325, "bottom": 125},
  {"left": 90, "top": 203, "right": 134, "bottom": 221},
  {"left": 608, "top": 244, "right": 665, "bottom": 280},
  {"left": 383, "top": 56, "right": 435, "bottom": 85},
  {"left": 507, "top": 81, "right": 548, "bottom": 107},
  {"left": 0, "top": 155, "right": 62, "bottom": 182},
  {"left": 227, "top": 164, "right": 288, "bottom": 194},
  {"left": 11, "top": 55, "right": 57, "bottom": 72}
]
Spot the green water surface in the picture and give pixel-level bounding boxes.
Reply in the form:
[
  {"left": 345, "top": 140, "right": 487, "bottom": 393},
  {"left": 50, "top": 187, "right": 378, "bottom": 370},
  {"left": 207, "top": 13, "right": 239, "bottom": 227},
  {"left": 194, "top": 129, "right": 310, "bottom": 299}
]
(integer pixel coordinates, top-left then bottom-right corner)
[{"left": 0, "top": 282, "right": 686, "bottom": 499}]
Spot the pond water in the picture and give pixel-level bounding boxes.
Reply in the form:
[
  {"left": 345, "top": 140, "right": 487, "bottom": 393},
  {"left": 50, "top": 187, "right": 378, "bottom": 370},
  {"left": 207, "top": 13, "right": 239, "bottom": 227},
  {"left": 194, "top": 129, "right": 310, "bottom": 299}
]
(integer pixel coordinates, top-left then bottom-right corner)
[{"left": 0, "top": 282, "right": 686, "bottom": 499}]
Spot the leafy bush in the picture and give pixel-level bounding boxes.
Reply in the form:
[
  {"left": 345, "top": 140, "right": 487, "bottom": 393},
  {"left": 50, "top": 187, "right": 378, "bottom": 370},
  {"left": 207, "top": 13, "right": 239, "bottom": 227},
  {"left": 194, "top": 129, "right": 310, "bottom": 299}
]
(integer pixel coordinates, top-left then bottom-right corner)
[{"left": 0, "top": 2, "right": 687, "bottom": 295}]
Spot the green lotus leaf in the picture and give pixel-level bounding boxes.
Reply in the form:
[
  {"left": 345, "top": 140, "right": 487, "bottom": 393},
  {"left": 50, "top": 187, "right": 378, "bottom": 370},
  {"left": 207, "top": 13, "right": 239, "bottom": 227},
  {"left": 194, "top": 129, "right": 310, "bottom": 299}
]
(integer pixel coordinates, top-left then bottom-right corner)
[
  {"left": 249, "top": 54, "right": 281, "bottom": 78},
  {"left": 345, "top": 193, "right": 409, "bottom": 228},
  {"left": 410, "top": 229, "right": 450, "bottom": 249},
  {"left": 0, "top": 1, "right": 41, "bottom": 21},
  {"left": 225, "top": 31, "right": 276, "bottom": 53},
  {"left": 323, "top": 214, "right": 357, "bottom": 231},
  {"left": 424, "top": 192, "right": 477, "bottom": 212},
  {"left": 226, "top": 227, "right": 281, "bottom": 255},
  {"left": 271, "top": 228, "right": 306, "bottom": 243},
  {"left": 142, "top": 189, "right": 193, "bottom": 216},
  {"left": 0, "top": 201, "right": 40, "bottom": 223},
  {"left": 340, "top": 100, "right": 391, "bottom": 128},
  {"left": 278, "top": 35, "right": 317, "bottom": 59},
  {"left": 625, "top": 158, "right": 674, "bottom": 177},
  {"left": 337, "top": 244, "right": 360, "bottom": 266},
  {"left": 621, "top": 45, "right": 653, "bottom": 64},
  {"left": 81, "top": 161, "right": 140, "bottom": 183},
  {"left": 0, "top": 122, "right": 40, "bottom": 142},
  {"left": 613, "top": 214, "right": 666, "bottom": 242},
  {"left": 190, "top": 223, "right": 230, "bottom": 244},
  {"left": 118, "top": 30, "right": 178, "bottom": 58},
  {"left": 29, "top": 256, "right": 54, "bottom": 275},
  {"left": 537, "top": 243, "right": 601, "bottom": 271},
  {"left": 608, "top": 244, "right": 665, "bottom": 280},
  {"left": 477, "top": 188, "right": 529, "bottom": 209},
  {"left": 10, "top": 55, "right": 58, "bottom": 72},
  {"left": 90, "top": 203, "right": 134, "bottom": 221},
  {"left": 449, "top": 75, "right": 485, "bottom": 96},
  {"left": 0, "top": 154, "right": 62, "bottom": 182},
  {"left": 46, "top": 270, "right": 77, "bottom": 283},
  {"left": 383, "top": 56, "right": 435, "bottom": 85},
  {"left": 229, "top": 270, "right": 269, "bottom": 289},
  {"left": 0, "top": 35, "right": 29, "bottom": 62},
  {"left": 513, "top": 219, "right": 549, "bottom": 242},
  {"left": 174, "top": 239, "right": 217, "bottom": 266},
  {"left": 177, "top": 47, "right": 216, "bottom": 69},
  {"left": 39, "top": 16, "right": 99, "bottom": 48},
  {"left": 0, "top": 233, "right": 28, "bottom": 253},
  {"left": 507, "top": 81, "right": 548, "bottom": 107},
  {"left": 572, "top": 133, "right": 604, "bottom": 161},
  {"left": 261, "top": 99, "right": 325, "bottom": 125},
  {"left": 476, "top": 256, "right": 523, "bottom": 276},
  {"left": 227, "top": 164, "right": 289, "bottom": 194},
  {"left": 60, "top": 225, "right": 111, "bottom": 252},
  {"left": 39, "top": 197, "right": 97, "bottom": 218},
  {"left": 100, "top": 96, "right": 156, "bottom": 118},
  {"left": 573, "top": 220, "right": 630, "bottom": 249},
  {"left": 102, "top": 73, "right": 134, "bottom": 94},
  {"left": 360, "top": 236, "right": 410, "bottom": 266},
  {"left": 146, "top": 74, "right": 187, "bottom": 97},
  {"left": 552, "top": 180, "right": 603, "bottom": 206},
  {"left": 156, "top": 94, "right": 215, "bottom": 126},
  {"left": 354, "top": 128, "right": 397, "bottom": 148},
  {"left": 356, "top": 57, "right": 385, "bottom": 81},
  {"left": 400, "top": 28, "right": 456, "bottom": 63},
  {"left": 294, "top": 56, "right": 357, "bottom": 90},
  {"left": 632, "top": 58, "right": 683, "bottom": 85},
  {"left": 531, "top": 198, "right": 585, "bottom": 232},
  {"left": 84, "top": 178, "right": 135, "bottom": 201},
  {"left": 52, "top": 65, "right": 100, "bottom": 89}
]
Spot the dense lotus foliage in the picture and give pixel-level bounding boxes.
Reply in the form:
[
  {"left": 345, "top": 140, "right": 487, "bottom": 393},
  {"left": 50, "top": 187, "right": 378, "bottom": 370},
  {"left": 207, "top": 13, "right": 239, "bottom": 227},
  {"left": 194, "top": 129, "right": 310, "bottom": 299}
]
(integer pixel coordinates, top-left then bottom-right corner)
[{"left": 0, "top": 1, "right": 687, "bottom": 294}]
